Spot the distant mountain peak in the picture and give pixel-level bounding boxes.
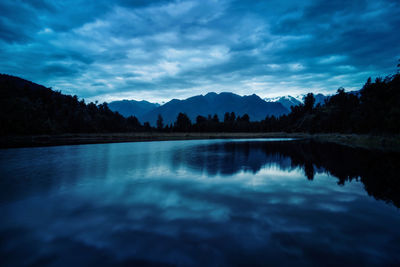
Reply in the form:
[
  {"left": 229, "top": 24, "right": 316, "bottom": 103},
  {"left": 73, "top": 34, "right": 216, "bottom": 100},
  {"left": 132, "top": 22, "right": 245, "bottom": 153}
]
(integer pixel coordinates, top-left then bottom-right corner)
[
  {"left": 205, "top": 92, "right": 218, "bottom": 97},
  {"left": 264, "top": 93, "right": 329, "bottom": 110},
  {"left": 108, "top": 99, "right": 160, "bottom": 118}
]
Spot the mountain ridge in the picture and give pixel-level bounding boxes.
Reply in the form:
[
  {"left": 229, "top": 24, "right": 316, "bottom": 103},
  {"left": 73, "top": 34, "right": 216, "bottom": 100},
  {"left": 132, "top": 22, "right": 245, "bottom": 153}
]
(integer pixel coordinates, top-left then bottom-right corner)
[
  {"left": 265, "top": 93, "right": 329, "bottom": 110},
  {"left": 108, "top": 99, "right": 159, "bottom": 117},
  {"left": 139, "top": 92, "right": 289, "bottom": 126}
]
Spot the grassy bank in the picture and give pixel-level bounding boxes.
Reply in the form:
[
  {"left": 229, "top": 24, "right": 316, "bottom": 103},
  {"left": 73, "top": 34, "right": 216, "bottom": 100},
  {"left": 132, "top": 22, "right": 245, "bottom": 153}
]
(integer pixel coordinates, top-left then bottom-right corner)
[
  {"left": 308, "top": 133, "right": 400, "bottom": 152},
  {"left": 0, "top": 132, "right": 399, "bottom": 152}
]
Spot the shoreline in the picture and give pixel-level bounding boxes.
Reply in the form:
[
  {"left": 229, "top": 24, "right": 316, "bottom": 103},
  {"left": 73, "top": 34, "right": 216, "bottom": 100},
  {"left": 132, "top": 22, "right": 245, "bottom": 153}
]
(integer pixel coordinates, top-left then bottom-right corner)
[{"left": 1, "top": 132, "right": 399, "bottom": 152}]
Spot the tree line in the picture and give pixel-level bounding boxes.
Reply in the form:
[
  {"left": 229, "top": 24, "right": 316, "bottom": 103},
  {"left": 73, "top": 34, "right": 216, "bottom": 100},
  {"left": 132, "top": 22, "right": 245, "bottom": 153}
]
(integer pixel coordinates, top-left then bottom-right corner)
[
  {"left": 160, "top": 69, "right": 400, "bottom": 134},
  {"left": 0, "top": 74, "right": 149, "bottom": 135},
  {"left": 1, "top": 64, "right": 399, "bottom": 135}
]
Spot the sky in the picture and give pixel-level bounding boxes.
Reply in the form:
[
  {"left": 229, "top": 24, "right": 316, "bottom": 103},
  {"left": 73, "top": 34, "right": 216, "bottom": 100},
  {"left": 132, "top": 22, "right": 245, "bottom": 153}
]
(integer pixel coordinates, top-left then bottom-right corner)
[{"left": 0, "top": 0, "right": 399, "bottom": 103}]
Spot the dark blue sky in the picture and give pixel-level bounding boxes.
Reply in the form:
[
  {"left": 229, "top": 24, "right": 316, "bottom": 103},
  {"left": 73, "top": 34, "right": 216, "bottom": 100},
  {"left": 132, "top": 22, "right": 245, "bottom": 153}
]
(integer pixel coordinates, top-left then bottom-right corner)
[{"left": 1, "top": 0, "right": 399, "bottom": 103}]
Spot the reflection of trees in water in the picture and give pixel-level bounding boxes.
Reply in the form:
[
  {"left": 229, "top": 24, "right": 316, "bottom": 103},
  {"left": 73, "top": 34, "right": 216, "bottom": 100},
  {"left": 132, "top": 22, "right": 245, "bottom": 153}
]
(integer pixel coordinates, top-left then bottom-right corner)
[
  {"left": 180, "top": 140, "right": 400, "bottom": 208},
  {"left": 2, "top": 140, "right": 399, "bottom": 208}
]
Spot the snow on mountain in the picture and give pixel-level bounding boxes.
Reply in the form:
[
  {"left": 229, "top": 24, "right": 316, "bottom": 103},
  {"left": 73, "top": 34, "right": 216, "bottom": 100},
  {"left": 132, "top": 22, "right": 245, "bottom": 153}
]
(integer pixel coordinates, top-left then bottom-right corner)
[
  {"left": 264, "top": 95, "right": 303, "bottom": 110},
  {"left": 264, "top": 94, "right": 328, "bottom": 110}
]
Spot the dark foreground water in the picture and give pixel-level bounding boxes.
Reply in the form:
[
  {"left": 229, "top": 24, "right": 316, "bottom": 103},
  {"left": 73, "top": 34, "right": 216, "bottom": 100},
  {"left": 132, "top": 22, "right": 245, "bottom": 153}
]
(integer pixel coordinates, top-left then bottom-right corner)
[{"left": 0, "top": 139, "right": 400, "bottom": 266}]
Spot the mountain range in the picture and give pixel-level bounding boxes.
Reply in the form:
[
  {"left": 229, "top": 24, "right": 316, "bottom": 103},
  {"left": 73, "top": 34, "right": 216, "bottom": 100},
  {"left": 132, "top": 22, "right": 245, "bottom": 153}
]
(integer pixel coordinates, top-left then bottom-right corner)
[
  {"left": 108, "top": 92, "right": 331, "bottom": 126},
  {"left": 110, "top": 92, "right": 289, "bottom": 126}
]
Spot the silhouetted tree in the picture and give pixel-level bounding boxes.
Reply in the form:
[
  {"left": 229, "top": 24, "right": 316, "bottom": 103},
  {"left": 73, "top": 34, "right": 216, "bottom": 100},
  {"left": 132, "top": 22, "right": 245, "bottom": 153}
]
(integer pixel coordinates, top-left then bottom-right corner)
[
  {"left": 174, "top": 113, "right": 192, "bottom": 132},
  {"left": 157, "top": 114, "right": 164, "bottom": 130},
  {"left": 196, "top": 115, "right": 207, "bottom": 124},
  {"left": 212, "top": 114, "right": 219, "bottom": 123},
  {"left": 241, "top": 114, "right": 250, "bottom": 123},
  {"left": 143, "top": 122, "right": 152, "bottom": 131},
  {"left": 304, "top": 93, "right": 315, "bottom": 113}
]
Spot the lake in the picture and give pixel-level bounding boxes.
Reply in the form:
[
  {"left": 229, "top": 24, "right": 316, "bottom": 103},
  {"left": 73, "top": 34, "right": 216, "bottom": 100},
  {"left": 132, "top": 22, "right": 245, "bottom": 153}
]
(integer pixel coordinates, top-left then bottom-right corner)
[{"left": 0, "top": 139, "right": 399, "bottom": 266}]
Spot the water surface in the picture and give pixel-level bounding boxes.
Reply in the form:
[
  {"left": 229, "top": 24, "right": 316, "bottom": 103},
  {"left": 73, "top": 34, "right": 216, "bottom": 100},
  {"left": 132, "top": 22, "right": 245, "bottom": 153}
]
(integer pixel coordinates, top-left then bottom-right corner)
[{"left": 0, "top": 139, "right": 399, "bottom": 266}]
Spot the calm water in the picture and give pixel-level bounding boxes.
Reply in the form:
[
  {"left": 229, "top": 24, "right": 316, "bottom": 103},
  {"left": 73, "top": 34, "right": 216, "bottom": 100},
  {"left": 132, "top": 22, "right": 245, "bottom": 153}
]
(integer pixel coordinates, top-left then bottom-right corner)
[{"left": 0, "top": 139, "right": 399, "bottom": 266}]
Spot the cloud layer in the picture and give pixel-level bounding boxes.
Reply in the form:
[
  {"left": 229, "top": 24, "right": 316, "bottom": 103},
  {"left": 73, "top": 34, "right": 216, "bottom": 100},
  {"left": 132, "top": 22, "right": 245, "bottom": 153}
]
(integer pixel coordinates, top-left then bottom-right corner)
[{"left": 1, "top": 0, "right": 399, "bottom": 102}]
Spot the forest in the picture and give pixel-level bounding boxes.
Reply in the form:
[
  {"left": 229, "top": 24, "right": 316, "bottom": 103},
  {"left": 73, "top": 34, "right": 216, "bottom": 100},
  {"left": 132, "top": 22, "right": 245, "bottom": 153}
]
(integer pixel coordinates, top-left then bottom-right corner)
[{"left": 1, "top": 68, "right": 399, "bottom": 135}]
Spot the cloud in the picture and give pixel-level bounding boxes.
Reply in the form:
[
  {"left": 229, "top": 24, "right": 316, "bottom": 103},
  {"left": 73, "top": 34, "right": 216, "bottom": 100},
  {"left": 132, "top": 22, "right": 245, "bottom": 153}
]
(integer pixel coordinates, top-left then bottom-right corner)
[
  {"left": 41, "top": 63, "right": 83, "bottom": 77},
  {"left": 318, "top": 55, "right": 347, "bottom": 65},
  {"left": 0, "top": 0, "right": 399, "bottom": 103}
]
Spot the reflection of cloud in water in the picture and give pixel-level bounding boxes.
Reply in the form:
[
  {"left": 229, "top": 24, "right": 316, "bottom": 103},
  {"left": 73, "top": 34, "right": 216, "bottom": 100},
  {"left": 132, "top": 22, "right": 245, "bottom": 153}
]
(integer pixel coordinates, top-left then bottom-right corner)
[
  {"left": 2, "top": 173, "right": 399, "bottom": 266},
  {"left": 1, "top": 139, "right": 400, "bottom": 266}
]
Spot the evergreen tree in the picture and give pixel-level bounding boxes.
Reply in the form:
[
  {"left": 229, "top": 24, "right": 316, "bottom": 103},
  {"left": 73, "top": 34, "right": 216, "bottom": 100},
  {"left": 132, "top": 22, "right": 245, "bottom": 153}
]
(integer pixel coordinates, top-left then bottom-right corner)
[
  {"left": 156, "top": 114, "right": 164, "bottom": 130},
  {"left": 174, "top": 113, "right": 192, "bottom": 132}
]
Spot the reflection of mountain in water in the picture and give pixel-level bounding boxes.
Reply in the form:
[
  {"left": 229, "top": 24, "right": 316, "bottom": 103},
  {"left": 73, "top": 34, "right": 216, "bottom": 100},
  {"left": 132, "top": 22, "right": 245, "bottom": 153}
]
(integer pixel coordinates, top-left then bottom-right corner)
[
  {"left": 173, "top": 142, "right": 296, "bottom": 175},
  {"left": 175, "top": 140, "right": 400, "bottom": 208},
  {"left": 1, "top": 140, "right": 399, "bottom": 208}
]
